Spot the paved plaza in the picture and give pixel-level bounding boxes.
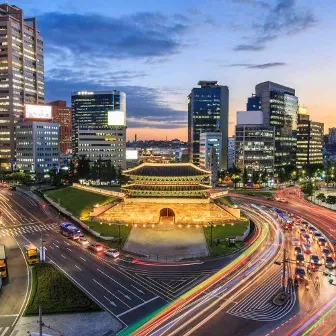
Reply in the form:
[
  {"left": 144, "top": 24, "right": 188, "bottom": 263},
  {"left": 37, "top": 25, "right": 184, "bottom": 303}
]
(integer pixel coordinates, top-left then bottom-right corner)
[{"left": 124, "top": 225, "right": 209, "bottom": 261}]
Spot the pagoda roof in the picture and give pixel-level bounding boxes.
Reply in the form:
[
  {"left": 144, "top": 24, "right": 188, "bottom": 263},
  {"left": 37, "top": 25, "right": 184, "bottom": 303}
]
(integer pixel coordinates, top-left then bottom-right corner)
[
  {"left": 122, "top": 184, "right": 210, "bottom": 191},
  {"left": 123, "top": 163, "right": 210, "bottom": 178}
]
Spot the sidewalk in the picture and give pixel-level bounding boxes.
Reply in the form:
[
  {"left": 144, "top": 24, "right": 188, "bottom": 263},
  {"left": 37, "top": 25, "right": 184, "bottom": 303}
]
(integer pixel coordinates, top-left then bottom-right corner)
[{"left": 13, "top": 311, "right": 122, "bottom": 336}]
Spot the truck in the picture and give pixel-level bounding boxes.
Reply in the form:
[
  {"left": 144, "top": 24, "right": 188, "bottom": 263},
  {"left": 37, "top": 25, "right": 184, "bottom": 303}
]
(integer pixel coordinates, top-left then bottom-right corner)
[
  {"left": 24, "top": 244, "right": 39, "bottom": 265},
  {"left": 0, "top": 244, "right": 7, "bottom": 278}
]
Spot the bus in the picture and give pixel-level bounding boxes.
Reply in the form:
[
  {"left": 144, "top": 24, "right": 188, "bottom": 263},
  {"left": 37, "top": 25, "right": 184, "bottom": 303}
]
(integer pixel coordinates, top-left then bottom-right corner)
[
  {"left": 273, "top": 209, "right": 293, "bottom": 230},
  {"left": 0, "top": 244, "right": 6, "bottom": 278},
  {"left": 24, "top": 244, "right": 39, "bottom": 265},
  {"left": 59, "top": 223, "right": 82, "bottom": 240}
]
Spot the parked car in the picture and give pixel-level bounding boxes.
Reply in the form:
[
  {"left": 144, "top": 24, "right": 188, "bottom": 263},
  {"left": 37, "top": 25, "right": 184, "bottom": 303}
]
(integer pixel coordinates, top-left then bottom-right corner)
[
  {"left": 302, "top": 233, "right": 311, "bottom": 244},
  {"left": 313, "top": 231, "right": 322, "bottom": 241},
  {"left": 104, "top": 249, "right": 120, "bottom": 258},
  {"left": 294, "top": 246, "right": 302, "bottom": 255},
  {"left": 88, "top": 242, "right": 104, "bottom": 252},
  {"left": 77, "top": 237, "right": 90, "bottom": 247},
  {"left": 292, "top": 237, "right": 300, "bottom": 246},
  {"left": 308, "top": 226, "right": 316, "bottom": 234},
  {"left": 321, "top": 248, "right": 332, "bottom": 259},
  {"left": 325, "top": 257, "right": 336, "bottom": 269}
]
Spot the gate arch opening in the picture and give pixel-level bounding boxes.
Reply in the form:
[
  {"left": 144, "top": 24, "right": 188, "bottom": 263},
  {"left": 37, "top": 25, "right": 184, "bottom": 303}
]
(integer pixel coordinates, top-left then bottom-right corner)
[{"left": 159, "top": 208, "right": 175, "bottom": 224}]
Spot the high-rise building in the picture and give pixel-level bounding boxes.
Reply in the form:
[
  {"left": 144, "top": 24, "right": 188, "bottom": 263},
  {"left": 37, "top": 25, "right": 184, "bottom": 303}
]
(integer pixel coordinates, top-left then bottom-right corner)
[
  {"left": 0, "top": 4, "right": 44, "bottom": 167},
  {"left": 199, "top": 132, "right": 222, "bottom": 171},
  {"left": 246, "top": 94, "right": 261, "bottom": 111},
  {"left": 228, "top": 136, "right": 235, "bottom": 169},
  {"left": 296, "top": 107, "right": 324, "bottom": 168},
  {"left": 254, "top": 81, "right": 298, "bottom": 169},
  {"left": 328, "top": 128, "right": 336, "bottom": 145},
  {"left": 16, "top": 120, "right": 59, "bottom": 173},
  {"left": 188, "top": 81, "right": 229, "bottom": 170},
  {"left": 49, "top": 100, "right": 72, "bottom": 155},
  {"left": 71, "top": 91, "right": 126, "bottom": 169},
  {"left": 235, "top": 111, "right": 275, "bottom": 174}
]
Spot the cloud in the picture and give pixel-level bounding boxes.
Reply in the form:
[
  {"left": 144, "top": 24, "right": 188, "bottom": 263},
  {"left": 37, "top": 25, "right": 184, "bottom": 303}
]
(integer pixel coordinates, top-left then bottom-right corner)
[
  {"left": 231, "top": 0, "right": 271, "bottom": 8},
  {"left": 38, "top": 11, "right": 190, "bottom": 60},
  {"left": 233, "top": 44, "right": 265, "bottom": 51},
  {"left": 44, "top": 77, "right": 187, "bottom": 129},
  {"left": 228, "top": 62, "right": 287, "bottom": 69},
  {"left": 233, "top": 0, "right": 316, "bottom": 51}
]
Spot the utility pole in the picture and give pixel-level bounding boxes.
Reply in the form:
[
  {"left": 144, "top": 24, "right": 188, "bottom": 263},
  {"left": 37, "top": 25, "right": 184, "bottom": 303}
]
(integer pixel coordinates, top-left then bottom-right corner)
[
  {"left": 210, "top": 222, "right": 213, "bottom": 247},
  {"left": 39, "top": 305, "right": 43, "bottom": 336},
  {"left": 282, "top": 248, "right": 286, "bottom": 291}
]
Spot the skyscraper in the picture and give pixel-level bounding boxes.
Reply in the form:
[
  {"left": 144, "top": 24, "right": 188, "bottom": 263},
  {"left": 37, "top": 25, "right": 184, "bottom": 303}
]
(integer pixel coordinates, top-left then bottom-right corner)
[
  {"left": 188, "top": 81, "right": 229, "bottom": 170},
  {"left": 49, "top": 100, "right": 72, "bottom": 155},
  {"left": 254, "top": 81, "right": 298, "bottom": 169},
  {"left": 296, "top": 107, "right": 324, "bottom": 168},
  {"left": 0, "top": 4, "right": 44, "bottom": 168},
  {"left": 71, "top": 91, "right": 126, "bottom": 169}
]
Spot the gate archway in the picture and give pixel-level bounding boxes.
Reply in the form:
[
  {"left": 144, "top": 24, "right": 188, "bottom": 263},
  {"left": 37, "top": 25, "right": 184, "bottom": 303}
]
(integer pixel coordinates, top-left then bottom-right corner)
[{"left": 159, "top": 208, "right": 175, "bottom": 224}]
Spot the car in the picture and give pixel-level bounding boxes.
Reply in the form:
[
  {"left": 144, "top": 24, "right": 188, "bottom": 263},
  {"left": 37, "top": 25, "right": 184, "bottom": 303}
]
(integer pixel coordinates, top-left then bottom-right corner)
[
  {"left": 302, "top": 233, "right": 311, "bottom": 244},
  {"left": 295, "top": 267, "right": 306, "bottom": 280},
  {"left": 296, "top": 253, "right": 305, "bottom": 266},
  {"left": 294, "top": 246, "right": 302, "bottom": 255},
  {"left": 292, "top": 237, "right": 300, "bottom": 246},
  {"left": 310, "top": 254, "right": 321, "bottom": 268},
  {"left": 299, "top": 228, "right": 307, "bottom": 235},
  {"left": 317, "top": 237, "right": 327, "bottom": 247},
  {"left": 77, "top": 237, "right": 90, "bottom": 247},
  {"left": 302, "top": 243, "right": 312, "bottom": 254},
  {"left": 302, "top": 221, "right": 310, "bottom": 229},
  {"left": 308, "top": 226, "right": 316, "bottom": 234},
  {"left": 325, "top": 257, "right": 336, "bottom": 269},
  {"left": 313, "top": 231, "right": 322, "bottom": 241},
  {"left": 104, "top": 248, "right": 120, "bottom": 258},
  {"left": 88, "top": 242, "right": 104, "bottom": 252},
  {"left": 9, "top": 185, "right": 16, "bottom": 191},
  {"left": 321, "top": 248, "right": 332, "bottom": 259}
]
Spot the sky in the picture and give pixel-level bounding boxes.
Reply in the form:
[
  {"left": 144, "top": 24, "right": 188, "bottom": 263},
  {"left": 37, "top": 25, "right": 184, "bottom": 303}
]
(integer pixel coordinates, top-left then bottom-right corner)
[{"left": 14, "top": 0, "right": 336, "bottom": 141}]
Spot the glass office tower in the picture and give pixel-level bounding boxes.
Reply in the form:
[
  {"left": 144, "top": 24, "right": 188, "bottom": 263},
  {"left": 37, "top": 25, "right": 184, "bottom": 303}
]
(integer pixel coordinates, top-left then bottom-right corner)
[
  {"left": 255, "top": 81, "right": 298, "bottom": 169},
  {"left": 71, "top": 91, "right": 126, "bottom": 168},
  {"left": 188, "top": 81, "right": 229, "bottom": 170}
]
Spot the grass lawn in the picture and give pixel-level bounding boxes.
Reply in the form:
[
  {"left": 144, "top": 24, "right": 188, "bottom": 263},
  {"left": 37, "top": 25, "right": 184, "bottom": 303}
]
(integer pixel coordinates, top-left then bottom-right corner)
[
  {"left": 204, "top": 221, "right": 248, "bottom": 257},
  {"left": 24, "top": 263, "right": 101, "bottom": 315},
  {"left": 84, "top": 221, "right": 131, "bottom": 247},
  {"left": 231, "top": 189, "right": 274, "bottom": 197},
  {"left": 216, "top": 196, "right": 236, "bottom": 207},
  {"left": 45, "top": 187, "right": 115, "bottom": 219}
]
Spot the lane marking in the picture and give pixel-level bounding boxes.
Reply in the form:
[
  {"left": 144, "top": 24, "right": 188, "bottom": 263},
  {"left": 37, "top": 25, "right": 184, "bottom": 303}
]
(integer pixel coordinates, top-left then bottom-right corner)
[
  {"left": 117, "top": 296, "right": 160, "bottom": 317},
  {"left": 97, "top": 268, "right": 145, "bottom": 302},
  {"left": 131, "top": 285, "right": 145, "bottom": 294},
  {"left": 75, "top": 265, "right": 82, "bottom": 271},
  {"left": 67, "top": 248, "right": 72, "bottom": 252},
  {"left": 80, "top": 257, "right": 86, "bottom": 262},
  {"left": 118, "top": 290, "right": 131, "bottom": 300},
  {"left": 104, "top": 296, "right": 117, "bottom": 307},
  {"left": 92, "top": 279, "right": 131, "bottom": 308},
  {"left": 61, "top": 254, "right": 66, "bottom": 259},
  {"left": 49, "top": 260, "right": 127, "bottom": 327},
  {"left": 0, "top": 327, "right": 9, "bottom": 336}
]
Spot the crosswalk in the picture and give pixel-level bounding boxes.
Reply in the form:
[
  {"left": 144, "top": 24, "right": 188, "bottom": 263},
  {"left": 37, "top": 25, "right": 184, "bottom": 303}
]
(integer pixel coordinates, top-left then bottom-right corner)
[
  {"left": 227, "top": 269, "right": 296, "bottom": 321},
  {"left": 0, "top": 223, "right": 58, "bottom": 238},
  {"left": 0, "top": 326, "right": 18, "bottom": 336}
]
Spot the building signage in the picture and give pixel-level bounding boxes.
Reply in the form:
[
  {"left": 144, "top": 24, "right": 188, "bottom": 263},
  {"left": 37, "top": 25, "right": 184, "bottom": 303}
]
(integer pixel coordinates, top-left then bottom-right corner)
[
  {"left": 25, "top": 104, "right": 52, "bottom": 120},
  {"left": 108, "top": 111, "right": 125, "bottom": 126}
]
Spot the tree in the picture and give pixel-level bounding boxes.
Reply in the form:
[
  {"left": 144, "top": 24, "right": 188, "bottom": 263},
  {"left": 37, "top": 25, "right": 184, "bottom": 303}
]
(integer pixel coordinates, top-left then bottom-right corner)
[
  {"left": 326, "top": 195, "right": 336, "bottom": 206},
  {"left": 9, "top": 172, "right": 31, "bottom": 184},
  {"left": 252, "top": 171, "right": 259, "bottom": 184},
  {"left": 242, "top": 169, "right": 248, "bottom": 186},
  {"left": 77, "top": 155, "right": 90, "bottom": 180},
  {"left": 261, "top": 169, "right": 269, "bottom": 185},
  {"left": 301, "top": 181, "right": 315, "bottom": 196},
  {"left": 278, "top": 168, "right": 286, "bottom": 184},
  {"left": 316, "top": 193, "right": 326, "bottom": 203},
  {"left": 231, "top": 174, "right": 241, "bottom": 189}
]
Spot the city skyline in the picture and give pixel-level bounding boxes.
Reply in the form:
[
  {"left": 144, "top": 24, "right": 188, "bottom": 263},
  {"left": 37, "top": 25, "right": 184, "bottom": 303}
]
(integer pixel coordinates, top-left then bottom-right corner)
[{"left": 13, "top": 0, "right": 336, "bottom": 140}]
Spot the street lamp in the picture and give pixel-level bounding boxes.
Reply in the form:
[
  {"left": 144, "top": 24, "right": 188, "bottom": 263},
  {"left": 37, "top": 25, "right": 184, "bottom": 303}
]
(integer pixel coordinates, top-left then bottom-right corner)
[{"left": 209, "top": 222, "right": 214, "bottom": 247}]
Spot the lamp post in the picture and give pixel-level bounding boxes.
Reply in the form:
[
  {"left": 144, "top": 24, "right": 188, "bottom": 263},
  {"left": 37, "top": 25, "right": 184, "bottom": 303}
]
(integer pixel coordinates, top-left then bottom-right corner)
[{"left": 209, "top": 222, "right": 213, "bottom": 247}]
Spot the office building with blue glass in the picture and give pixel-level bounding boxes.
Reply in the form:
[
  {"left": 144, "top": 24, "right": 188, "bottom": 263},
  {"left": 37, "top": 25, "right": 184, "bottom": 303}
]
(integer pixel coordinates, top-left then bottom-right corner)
[
  {"left": 71, "top": 91, "right": 126, "bottom": 169},
  {"left": 188, "top": 81, "right": 229, "bottom": 170}
]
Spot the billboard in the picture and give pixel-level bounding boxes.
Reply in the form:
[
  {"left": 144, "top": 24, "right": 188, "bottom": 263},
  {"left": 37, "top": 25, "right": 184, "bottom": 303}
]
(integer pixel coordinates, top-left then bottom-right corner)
[
  {"left": 25, "top": 104, "right": 52, "bottom": 120},
  {"left": 108, "top": 111, "right": 125, "bottom": 126},
  {"left": 126, "top": 149, "right": 138, "bottom": 160}
]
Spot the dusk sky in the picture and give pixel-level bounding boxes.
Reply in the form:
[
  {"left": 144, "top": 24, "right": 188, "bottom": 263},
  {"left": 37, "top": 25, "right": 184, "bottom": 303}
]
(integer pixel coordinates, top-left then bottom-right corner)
[{"left": 15, "top": 0, "right": 336, "bottom": 141}]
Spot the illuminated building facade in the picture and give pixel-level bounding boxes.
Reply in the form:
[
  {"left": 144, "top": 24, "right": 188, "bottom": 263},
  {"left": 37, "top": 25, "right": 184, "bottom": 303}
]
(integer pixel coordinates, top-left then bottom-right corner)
[
  {"left": 49, "top": 100, "right": 72, "bottom": 155},
  {"left": 254, "top": 81, "right": 298, "bottom": 169},
  {"left": 296, "top": 107, "right": 324, "bottom": 168},
  {"left": 16, "top": 120, "right": 59, "bottom": 173},
  {"left": 235, "top": 111, "right": 275, "bottom": 174},
  {"left": 188, "top": 81, "right": 229, "bottom": 170},
  {"left": 199, "top": 131, "right": 222, "bottom": 171},
  {"left": 0, "top": 4, "right": 44, "bottom": 167},
  {"left": 72, "top": 91, "right": 126, "bottom": 168},
  {"left": 122, "top": 163, "right": 211, "bottom": 198},
  {"left": 228, "top": 136, "right": 235, "bottom": 169}
]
